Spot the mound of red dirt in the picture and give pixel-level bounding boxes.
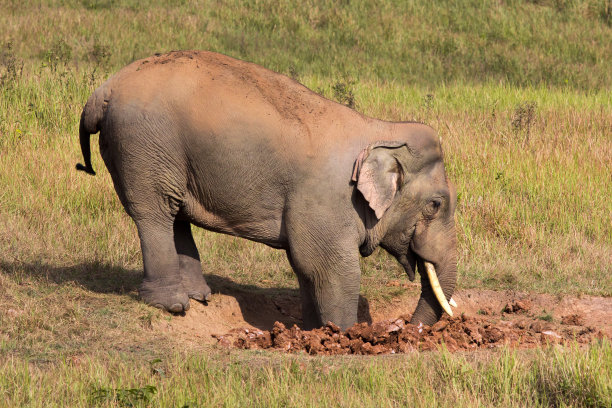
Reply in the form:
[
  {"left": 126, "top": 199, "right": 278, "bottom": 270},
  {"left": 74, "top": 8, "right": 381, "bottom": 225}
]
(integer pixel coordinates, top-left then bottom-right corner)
[
  {"left": 154, "top": 289, "right": 611, "bottom": 352},
  {"left": 216, "top": 313, "right": 605, "bottom": 355}
]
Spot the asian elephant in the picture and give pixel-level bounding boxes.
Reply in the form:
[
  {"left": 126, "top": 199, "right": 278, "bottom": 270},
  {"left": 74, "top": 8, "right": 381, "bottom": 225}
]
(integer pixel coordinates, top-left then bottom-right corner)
[{"left": 77, "top": 50, "right": 457, "bottom": 330}]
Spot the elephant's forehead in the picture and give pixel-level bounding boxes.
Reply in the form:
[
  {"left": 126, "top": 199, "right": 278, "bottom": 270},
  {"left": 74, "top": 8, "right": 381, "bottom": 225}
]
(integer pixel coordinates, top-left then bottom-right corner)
[
  {"left": 391, "top": 123, "right": 440, "bottom": 153},
  {"left": 427, "top": 162, "right": 450, "bottom": 187},
  {"left": 408, "top": 163, "right": 449, "bottom": 193}
]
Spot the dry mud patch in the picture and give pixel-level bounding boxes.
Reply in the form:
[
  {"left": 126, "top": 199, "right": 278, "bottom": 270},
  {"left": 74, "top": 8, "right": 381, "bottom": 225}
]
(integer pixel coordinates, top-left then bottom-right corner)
[{"left": 154, "top": 288, "right": 611, "bottom": 354}]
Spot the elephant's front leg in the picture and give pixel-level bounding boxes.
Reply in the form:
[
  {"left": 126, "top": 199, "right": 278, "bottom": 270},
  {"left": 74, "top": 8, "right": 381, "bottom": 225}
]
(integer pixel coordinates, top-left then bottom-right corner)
[
  {"left": 287, "top": 233, "right": 361, "bottom": 330},
  {"left": 287, "top": 252, "right": 320, "bottom": 329},
  {"left": 136, "top": 218, "right": 190, "bottom": 313}
]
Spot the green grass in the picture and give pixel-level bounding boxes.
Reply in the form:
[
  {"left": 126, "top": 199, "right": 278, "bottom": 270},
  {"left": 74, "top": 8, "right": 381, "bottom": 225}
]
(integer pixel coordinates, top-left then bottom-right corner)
[
  {"left": 1, "top": 0, "right": 611, "bottom": 406},
  {"left": 1, "top": 341, "right": 610, "bottom": 407},
  {"left": 2, "top": 0, "right": 611, "bottom": 89}
]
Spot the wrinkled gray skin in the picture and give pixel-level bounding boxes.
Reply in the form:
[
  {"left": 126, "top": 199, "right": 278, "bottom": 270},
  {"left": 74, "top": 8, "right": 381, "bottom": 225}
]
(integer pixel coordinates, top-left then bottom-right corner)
[{"left": 77, "top": 51, "right": 457, "bottom": 330}]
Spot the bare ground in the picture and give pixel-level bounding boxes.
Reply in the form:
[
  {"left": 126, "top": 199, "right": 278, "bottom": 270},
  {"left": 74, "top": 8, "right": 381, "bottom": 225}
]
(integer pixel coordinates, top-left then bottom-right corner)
[{"left": 154, "top": 287, "right": 611, "bottom": 354}]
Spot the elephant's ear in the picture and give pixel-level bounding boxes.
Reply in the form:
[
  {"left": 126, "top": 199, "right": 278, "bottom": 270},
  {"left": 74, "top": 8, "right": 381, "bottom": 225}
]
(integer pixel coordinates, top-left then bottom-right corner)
[{"left": 352, "top": 141, "right": 406, "bottom": 219}]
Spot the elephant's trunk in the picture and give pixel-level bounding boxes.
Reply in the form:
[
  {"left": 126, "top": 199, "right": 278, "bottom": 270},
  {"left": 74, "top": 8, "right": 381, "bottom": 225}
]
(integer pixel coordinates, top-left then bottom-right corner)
[{"left": 409, "top": 253, "right": 457, "bottom": 326}]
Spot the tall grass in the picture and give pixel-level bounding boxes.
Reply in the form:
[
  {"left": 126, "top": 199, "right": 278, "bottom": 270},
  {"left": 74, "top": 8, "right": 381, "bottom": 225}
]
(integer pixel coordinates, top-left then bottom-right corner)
[
  {"left": 2, "top": 0, "right": 611, "bottom": 89},
  {"left": 0, "top": 341, "right": 610, "bottom": 407}
]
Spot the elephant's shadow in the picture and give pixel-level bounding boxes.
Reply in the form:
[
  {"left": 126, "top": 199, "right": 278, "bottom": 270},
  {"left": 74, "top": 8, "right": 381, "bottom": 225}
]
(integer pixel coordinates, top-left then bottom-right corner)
[{"left": 0, "top": 260, "right": 372, "bottom": 330}]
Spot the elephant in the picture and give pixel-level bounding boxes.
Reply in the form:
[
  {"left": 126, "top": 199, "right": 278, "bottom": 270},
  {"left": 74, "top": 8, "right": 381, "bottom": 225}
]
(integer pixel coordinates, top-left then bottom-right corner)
[{"left": 76, "top": 50, "right": 457, "bottom": 330}]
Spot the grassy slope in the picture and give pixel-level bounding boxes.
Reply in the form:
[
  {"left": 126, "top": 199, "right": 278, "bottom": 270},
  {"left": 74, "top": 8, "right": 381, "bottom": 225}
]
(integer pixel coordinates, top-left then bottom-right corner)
[
  {"left": 1, "top": 0, "right": 611, "bottom": 406},
  {"left": 4, "top": 0, "right": 612, "bottom": 89}
]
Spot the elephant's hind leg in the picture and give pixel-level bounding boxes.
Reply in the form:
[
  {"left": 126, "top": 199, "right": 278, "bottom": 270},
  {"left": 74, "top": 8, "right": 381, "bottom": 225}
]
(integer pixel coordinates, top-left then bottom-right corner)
[
  {"left": 99, "top": 119, "right": 193, "bottom": 312},
  {"left": 173, "top": 220, "right": 211, "bottom": 302},
  {"left": 135, "top": 216, "right": 190, "bottom": 313}
]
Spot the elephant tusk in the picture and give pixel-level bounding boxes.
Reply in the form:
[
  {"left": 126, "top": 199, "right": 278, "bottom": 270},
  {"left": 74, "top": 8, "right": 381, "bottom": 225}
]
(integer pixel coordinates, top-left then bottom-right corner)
[
  {"left": 424, "top": 261, "right": 453, "bottom": 317},
  {"left": 449, "top": 298, "right": 457, "bottom": 308}
]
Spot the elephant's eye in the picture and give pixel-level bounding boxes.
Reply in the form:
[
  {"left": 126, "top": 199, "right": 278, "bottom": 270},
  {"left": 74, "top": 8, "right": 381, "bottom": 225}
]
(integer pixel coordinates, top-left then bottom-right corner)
[{"left": 424, "top": 199, "right": 441, "bottom": 217}]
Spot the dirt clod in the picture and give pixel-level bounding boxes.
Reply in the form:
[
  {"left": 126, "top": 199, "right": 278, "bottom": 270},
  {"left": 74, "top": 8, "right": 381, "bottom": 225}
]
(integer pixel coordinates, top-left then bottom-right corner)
[
  {"left": 220, "top": 313, "right": 605, "bottom": 355},
  {"left": 503, "top": 300, "right": 531, "bottom": 314},
  {"left": 561, "top": 313, "right": 584, "bottom": 326},
  {"left": 477, "top": 307, "right": 493, "bottom": 315},
  {"left": 156, "top": 289, "right": 612, "bottom": 352}
]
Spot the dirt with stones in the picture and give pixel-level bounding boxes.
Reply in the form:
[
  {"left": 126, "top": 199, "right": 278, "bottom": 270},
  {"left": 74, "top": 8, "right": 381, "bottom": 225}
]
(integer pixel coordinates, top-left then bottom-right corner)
[
  {"left": 154, "top": 287, "right": 611, "bottom": 354},
  {"left": 217, "top": 309, "right": 602, "bottom": 355}
]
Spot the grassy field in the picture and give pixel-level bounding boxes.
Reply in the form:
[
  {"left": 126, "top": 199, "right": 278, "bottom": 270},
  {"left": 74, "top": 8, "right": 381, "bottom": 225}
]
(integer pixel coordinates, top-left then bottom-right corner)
[
  {"left": 1, "top": 0, "right": 611, "bottom": 406},
  {"left": 1, "top": 343, "right": 610, "bottom": 407}
]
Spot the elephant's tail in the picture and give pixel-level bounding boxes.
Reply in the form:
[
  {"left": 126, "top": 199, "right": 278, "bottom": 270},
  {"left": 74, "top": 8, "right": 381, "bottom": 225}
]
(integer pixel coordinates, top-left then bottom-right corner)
[
  {"left": 76, "top": 86, "right": 108, "bottom": 176},
  {"left": 75, "top": 113, "right": 96, "bottom": 175}
]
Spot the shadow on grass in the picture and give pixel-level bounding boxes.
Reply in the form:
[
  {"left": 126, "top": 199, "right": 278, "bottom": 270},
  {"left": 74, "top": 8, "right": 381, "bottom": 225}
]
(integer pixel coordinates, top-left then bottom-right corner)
[
  {"left": 0, "top": 260, "right": 142, "bottom": 295},
  {"left": 205, "top": 274, "right": 372, "bottom": 328},
  {"left": 0, "top": 261, "right": 372, "bottom": 329}
]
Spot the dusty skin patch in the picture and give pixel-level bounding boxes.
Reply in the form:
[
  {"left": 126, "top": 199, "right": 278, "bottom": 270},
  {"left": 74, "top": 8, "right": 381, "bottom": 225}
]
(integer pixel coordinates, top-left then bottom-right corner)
[{"left": 154, "top": 288, "right": 611, "bottom": 353}]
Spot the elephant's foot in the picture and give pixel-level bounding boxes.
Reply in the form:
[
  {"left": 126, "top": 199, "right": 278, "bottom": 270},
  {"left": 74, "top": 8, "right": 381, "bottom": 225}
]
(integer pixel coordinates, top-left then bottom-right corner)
[
  {"left": 139, "top": 280, "right": 190, "bottom": 313},
  {"left": 301, "top": 309, "right": 322, "bottom": 330},
  {"left": 183, "top": 276, "right": 212, "bottom": 302}
]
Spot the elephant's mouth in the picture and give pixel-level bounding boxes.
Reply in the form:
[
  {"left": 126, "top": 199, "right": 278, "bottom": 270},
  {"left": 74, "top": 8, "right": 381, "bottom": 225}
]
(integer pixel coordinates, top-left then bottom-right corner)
[
  {"left": 397, "top": 251, "right": 417, "bottom": 281},
  {"left": 399, "top": 251, "right": 456, "bottom": 317}
]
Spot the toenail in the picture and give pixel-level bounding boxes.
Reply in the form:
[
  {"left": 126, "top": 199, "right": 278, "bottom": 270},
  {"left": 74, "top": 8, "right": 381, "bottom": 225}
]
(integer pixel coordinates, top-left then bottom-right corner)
[{"left": 169, "top": 303, "right": 183, "bottom": 313}]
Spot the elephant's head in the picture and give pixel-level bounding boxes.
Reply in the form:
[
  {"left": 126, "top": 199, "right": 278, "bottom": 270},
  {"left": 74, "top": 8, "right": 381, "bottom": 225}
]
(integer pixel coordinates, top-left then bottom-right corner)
[{"left": 353, "top": 128, "right": 457, "bottom": 326}]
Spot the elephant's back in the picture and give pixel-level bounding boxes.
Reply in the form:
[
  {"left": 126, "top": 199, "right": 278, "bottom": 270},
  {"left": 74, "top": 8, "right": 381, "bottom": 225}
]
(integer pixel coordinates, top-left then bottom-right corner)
[
  {"left": 103, "top": 51, "right": 366, "bottom": 155},
  {"left": 107, "top": 50, "right": 330, "bottom": 119}
]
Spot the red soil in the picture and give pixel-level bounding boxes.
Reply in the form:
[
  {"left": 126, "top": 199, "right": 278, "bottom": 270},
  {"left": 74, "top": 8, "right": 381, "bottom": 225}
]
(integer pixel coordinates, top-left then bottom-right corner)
[{"left": 154, "top": 287, "right": 611, "bottom": 354}]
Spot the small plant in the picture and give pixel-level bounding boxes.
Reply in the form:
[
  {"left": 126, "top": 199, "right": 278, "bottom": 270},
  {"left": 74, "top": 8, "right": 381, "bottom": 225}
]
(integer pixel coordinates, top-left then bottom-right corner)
[
  {"left": 88, "top": 67, "right": 99, "bottom": 87},
  {"left": 149, "top": 358, "right": 165, "bottom": 377},
  {"left": 90, "top": 385, "right": 157, "bottom": 407},
  {"left": 511, "top": 102, "right": 536, "bottom": 146},
  {"left": 538, "top": 311, "right": 554, "bottom": 322},
  {"left": 500, "top": 272, "right": 517, "bottom": 285},
  {"left": 553, "top": 0, "right": 573, "bottom": 13},
  {"left": 139, "top": 310, "right": 155, "bottom": 329},
  {"left": 602, "top": 0, "right": 612, "bottom": 26},
  {"left": 288, "top": 65, "right": 299, "bottom": 80},
  {"left": 0, "top": 41, "right": 24, "bottom": 88},
  {"left": 43, "top": 39, "right": 72, "bottom": 69},
  {"left": 494, "top": 171, "right": 509, "bottom": 192},
  {"left": 423, "top": 93, "right": 435, "bottom": 110},
  {"left": 82, "top": 0, "right": 116, "bottom": 10},
  {"left": 332, "top": 79, "right": 356, "bottom": 109},
  {"left": 90, "top": 41, "right": 111, "bottom": 67}
]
